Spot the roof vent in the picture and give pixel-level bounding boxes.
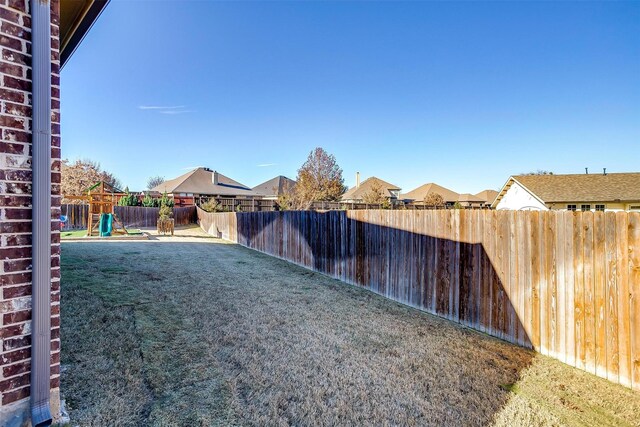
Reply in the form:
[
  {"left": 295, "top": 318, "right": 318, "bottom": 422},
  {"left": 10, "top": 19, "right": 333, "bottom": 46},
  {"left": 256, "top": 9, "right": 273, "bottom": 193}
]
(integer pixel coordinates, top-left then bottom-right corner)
[
  {"left": 585, "top": 167, "right": 589, "bottom": 174},
  {"left": 603, "top": 168, "right": 607, "bottom": 176},
  {"left": 213, "top": 171, "right": 219, "bottom": 185}
]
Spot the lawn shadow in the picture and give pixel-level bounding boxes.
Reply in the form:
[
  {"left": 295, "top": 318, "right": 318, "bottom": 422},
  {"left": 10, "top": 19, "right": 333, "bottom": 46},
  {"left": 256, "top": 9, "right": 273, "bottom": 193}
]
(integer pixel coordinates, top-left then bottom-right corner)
[{"left": 234, "top": 210, "right": 535, "bottom": 419}]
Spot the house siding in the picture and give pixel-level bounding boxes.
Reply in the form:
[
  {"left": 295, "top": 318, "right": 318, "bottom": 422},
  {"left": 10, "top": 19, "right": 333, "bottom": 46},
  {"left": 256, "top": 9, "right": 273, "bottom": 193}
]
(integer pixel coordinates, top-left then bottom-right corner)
[
  {"left": 495, "top": 181, "right": 547, "bottom": 211},
  {"left": 0, "top": 0, "right": 61, "bottom": 424}
]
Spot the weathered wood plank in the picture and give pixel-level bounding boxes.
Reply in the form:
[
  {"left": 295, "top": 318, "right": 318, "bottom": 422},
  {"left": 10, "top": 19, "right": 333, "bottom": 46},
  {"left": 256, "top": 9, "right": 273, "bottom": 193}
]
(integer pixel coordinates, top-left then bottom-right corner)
[
  {"left": 583, "top": 212, "right": 596, "bottom": 375},
  {"left": 604, "top": 212, "right": 619, "bottom": 382},
  {"left": 628, "top": 213, "right": 640, "bottom": 391},
  {"left": 615, "top": 212, "right": 631, "bottom": 388},
  {"left": 594, "top": 212, "right": 607, "bottom": 377}
]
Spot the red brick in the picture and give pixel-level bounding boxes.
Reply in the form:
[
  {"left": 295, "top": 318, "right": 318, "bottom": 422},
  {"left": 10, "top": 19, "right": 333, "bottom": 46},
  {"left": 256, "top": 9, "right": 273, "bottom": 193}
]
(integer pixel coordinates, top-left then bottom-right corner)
[
  {"left": 51, "top": 293, "right": 59, "bottom": 304},
  {"left": 50, "top": 316, "right": 59, "bottom": 327},
  {"left": 0, "top": 141, "right": 26, "bottom": 154},
  {"left": 0, "top": 33, "right": 23, "bottom": 50},
  {"left": 50, "top": 377, "right": 59, "bottom": 389},
  {"left": 50, "top": 304, "right": 59, "bottom": 315},
  {"left": 50, "top": 328, "right": 59, "bottom": 339},
  {"left": 0, "top": 60, "right": 23, "bottom": 77},
  {"left": 0, "top": 348, "right": 30, "bottom": 365},
  {"left": 0, "top": 87, "right": 25, "bottom": 103},
  {"left": 3, "top": 360, "right": 29, "bottom": 378},
  {"left": 0, "top": 372, "right": 30, "bottom": 393},
  {"left": 0, "top": 7, "right": 21, "bottom": 23},
  {"left": 2, "top": 385, "right": 29, "bottom": 405},
  {"left": 2, "top": 47, "right": 29, "bottom": 67},
  {"left": 3, "top": 127, "right": 30, "bottom": 142},
  {"left": 0, "top": 271, "right": 31, "bottom": 286},
  {"left": 3, "top": 284, "right": 31, "bottom": 299},
  {"left": 50, "top": 340, "right": 59, "bottom": 351},
  {"left": 1, "top": 20, "right": 29, "bottom": 38},
  {"left": 0, "top": 113, "right": 26, "bottom": 129},
  {"left": 3, "top": 334, "right": 30, "bottom": 351},
  {"left": 2, "top": 207, "right": 31, "bottom": 220},
  {"left": 50, "top": 363, "right": 59, "bottom": 376},
  {"left": 4, "top": 101, "right": 30, "bottom": 116},
  {"left": 50, "top": 351, "right": 59, "bottom": 365},
  {"left": 3, "top": 181, "right": 31, "bottom": 193},
  {"left": 3, "top": 75, "right": 30, "bottom": 91},
  {"left": 3, "top": 258, "right": 31, "bottom": 272},
  {"left": 0, "top": 220, "right": 31, "bottom": 233},
  {"left": 7, "top": 0, "right": 27, "bottom": 13},
  {"left": 2, "top": 234, "right": 31, "bottom": 247},
  {"left": 0, "top": 324, "right": 25, "bottom": 338},
  {"left": 0, "top": 195, "right": 31, "bottom": 207},
  {"left": 3, "top": 309, "right": 31, "bottom": 325}
]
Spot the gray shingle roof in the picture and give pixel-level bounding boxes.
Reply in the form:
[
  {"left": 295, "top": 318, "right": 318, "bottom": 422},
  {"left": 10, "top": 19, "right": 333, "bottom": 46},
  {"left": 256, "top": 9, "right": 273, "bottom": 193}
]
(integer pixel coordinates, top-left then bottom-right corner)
[
  {"left": 341, "top": 177, "right": 401, "bottom": 201},
  {"left": 252, "top": 176, "right": 296, "bottom": 197},
  {"left": 152, "top": 168, "right": 257, "bottom": 197},
  {"left": 509, "top": 173, "right": 640, "bottom": 203}
]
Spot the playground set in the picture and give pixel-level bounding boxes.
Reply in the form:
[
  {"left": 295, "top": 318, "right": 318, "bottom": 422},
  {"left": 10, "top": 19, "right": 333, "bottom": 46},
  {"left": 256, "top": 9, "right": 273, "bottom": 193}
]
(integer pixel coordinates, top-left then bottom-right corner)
[{"left": 63, "top": 181, "right": 129, "bottom": 237}]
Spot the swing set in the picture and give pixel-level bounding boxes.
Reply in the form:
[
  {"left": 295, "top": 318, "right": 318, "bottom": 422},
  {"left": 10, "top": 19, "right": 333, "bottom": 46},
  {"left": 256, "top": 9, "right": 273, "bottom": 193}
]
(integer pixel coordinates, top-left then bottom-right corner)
[{"left": 63, "top": 181, "right": 129, "bottom": 237}]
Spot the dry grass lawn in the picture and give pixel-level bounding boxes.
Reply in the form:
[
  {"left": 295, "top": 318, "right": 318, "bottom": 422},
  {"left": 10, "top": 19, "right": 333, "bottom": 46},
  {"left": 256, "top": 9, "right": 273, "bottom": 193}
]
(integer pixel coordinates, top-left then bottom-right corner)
[{"left": 60, "top": 230, "right": 640, "bottom": 426}]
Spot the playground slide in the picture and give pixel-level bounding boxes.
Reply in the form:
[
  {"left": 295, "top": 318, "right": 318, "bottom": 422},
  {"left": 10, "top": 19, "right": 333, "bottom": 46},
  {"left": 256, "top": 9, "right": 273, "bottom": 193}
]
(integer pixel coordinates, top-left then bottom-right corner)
[{"left": 98, "top": 213, "right": 113, "bottom": 237}]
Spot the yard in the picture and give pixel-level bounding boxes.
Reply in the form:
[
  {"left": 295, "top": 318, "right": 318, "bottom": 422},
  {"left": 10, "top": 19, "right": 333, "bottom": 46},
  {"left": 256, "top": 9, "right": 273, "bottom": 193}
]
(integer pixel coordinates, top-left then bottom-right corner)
[{"left": 60, "top": 227, "right": 640, "bottom": 426}]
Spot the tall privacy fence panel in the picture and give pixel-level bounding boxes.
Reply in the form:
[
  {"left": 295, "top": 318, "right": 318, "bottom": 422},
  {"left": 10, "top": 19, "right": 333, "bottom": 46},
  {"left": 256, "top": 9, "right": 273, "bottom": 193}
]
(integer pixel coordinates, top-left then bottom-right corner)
[
  {"left": 196, "top": 207, "right": 640, "bottom": 391},
  {"left": 61, "top": 205, "right": 197, "bottom": 228}
]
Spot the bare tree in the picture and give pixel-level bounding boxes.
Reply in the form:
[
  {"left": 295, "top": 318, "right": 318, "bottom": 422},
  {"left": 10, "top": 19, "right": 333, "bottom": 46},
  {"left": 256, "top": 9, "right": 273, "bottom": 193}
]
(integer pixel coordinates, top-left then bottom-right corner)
[
  {"left": 147, "top": 175, "right": 165, "bottom": 190},
  {"left": 424, "top": 192, "right": 445, "bottom": 207},
  {"left": 362, "top": 180, "right": 387, "bottom": 205},
  {"left": 293, "top": 148, "right": 346, "bottom": 209},
  {"left": 522, "top": 170, "right": 554, "bottom": 175},
  {"left": 61, "top": 159, "right": 122, "bottom": 203}
]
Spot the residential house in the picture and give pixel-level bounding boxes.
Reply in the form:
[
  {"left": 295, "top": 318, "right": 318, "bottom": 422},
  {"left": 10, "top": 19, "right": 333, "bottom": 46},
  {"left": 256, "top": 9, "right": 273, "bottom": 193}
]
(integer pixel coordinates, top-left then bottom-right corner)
[
  {"left": 252, "top": 176, "right": 296, "bottom": 200},
  {"left": 474, "top": 189, "right": 499, "bottom": 207},
  {"left": 456, "top": 193, "right": 486, "bottom": 208},
  {"left": 400, "top": 183, "right": 459, "bottom": 206},
  {"left": 153, "top": 167, "right": 257, "bottom": 206},
  {"left": 493, "top": 172, "right": 640, "bottom": 211},
  {"left": 341, "top": 174, "right": 401, "bottom": 203}
]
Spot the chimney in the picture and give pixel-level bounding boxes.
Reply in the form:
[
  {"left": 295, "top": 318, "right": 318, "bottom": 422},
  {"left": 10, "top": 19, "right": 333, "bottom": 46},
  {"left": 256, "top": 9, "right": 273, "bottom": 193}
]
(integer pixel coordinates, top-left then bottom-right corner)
[
  {"left": 585, "top": 167, "right": 589, "bottom": 174},
  {"left": 603, "top": 168, "right": 607, "bottom": 176},
  {"left": 356, "top": 172, "right": 360, "bottom": 188},
  {"left": 213, "top": 171, "right": 219, "bottom": 185}
]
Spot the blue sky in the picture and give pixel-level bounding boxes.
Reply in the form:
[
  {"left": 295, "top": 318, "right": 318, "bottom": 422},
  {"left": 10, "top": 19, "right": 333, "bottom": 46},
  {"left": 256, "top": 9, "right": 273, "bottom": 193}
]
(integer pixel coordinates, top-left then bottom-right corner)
[{"left": 61, "top": 1, "right": 640, "bottom": 194}]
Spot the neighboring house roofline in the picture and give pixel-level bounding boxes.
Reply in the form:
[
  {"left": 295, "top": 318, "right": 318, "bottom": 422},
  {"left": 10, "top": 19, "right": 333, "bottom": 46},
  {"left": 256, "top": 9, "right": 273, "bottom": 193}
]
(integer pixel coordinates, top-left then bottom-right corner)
[{"left": 492, "top": 176, "right": 547, "bottom": 209}]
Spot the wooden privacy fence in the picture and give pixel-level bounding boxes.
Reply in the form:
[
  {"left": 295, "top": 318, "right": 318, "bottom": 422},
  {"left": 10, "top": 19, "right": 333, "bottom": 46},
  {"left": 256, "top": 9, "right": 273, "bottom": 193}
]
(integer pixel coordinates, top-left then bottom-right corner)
[
  {"left": 198, "top": 198, "right": 491, "bottom": 212},
  {"left": 196, "top": 207, "right": 640, "bottom": 391},
  {"left": 61, "top": 205, "right": 197, "bottom": 228}
]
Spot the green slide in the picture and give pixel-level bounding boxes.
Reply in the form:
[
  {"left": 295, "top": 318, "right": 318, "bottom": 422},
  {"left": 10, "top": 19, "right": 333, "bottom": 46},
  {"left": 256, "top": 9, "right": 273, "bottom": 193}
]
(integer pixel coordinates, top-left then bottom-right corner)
[{"left": 98, "top": 213, "right": 113, "bottom": 237}]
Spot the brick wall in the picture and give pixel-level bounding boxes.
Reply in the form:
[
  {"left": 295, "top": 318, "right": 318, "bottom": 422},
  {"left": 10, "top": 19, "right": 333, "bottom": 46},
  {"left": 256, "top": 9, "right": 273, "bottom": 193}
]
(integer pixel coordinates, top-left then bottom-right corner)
[{"left": 0, "top": 0, "right": 61, "bottom": 422}]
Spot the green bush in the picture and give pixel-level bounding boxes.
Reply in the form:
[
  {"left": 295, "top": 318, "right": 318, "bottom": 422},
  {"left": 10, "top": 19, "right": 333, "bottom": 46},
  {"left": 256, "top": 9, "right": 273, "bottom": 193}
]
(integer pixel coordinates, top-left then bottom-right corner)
[
  {"left": 142, "top": 193, "right": 157, "bottom": 207},
  {"left": 160, "top": 192, "right": 174, "bottom": 208},
  {"left": 200, "top": 199, "right": 224, "bottom": 213},
  {"left": 159, "top": 205, "right": 173, "bottom": 219},
  {"left": 118, "top": 187, "right": 139, "bottom": 206}
]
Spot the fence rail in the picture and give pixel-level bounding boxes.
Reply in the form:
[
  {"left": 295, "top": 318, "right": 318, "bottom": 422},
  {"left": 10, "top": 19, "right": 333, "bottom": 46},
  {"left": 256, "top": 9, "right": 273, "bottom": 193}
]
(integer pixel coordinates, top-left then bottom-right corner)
[
  {"left": 61, "top": 205, "right": 197, "bottom": 229},
  {"left": 196, "top": 207, "right": 640, "bottom": 391},
  {"left": 198, "top": 197, "right": 491, "bottom": 212}
]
